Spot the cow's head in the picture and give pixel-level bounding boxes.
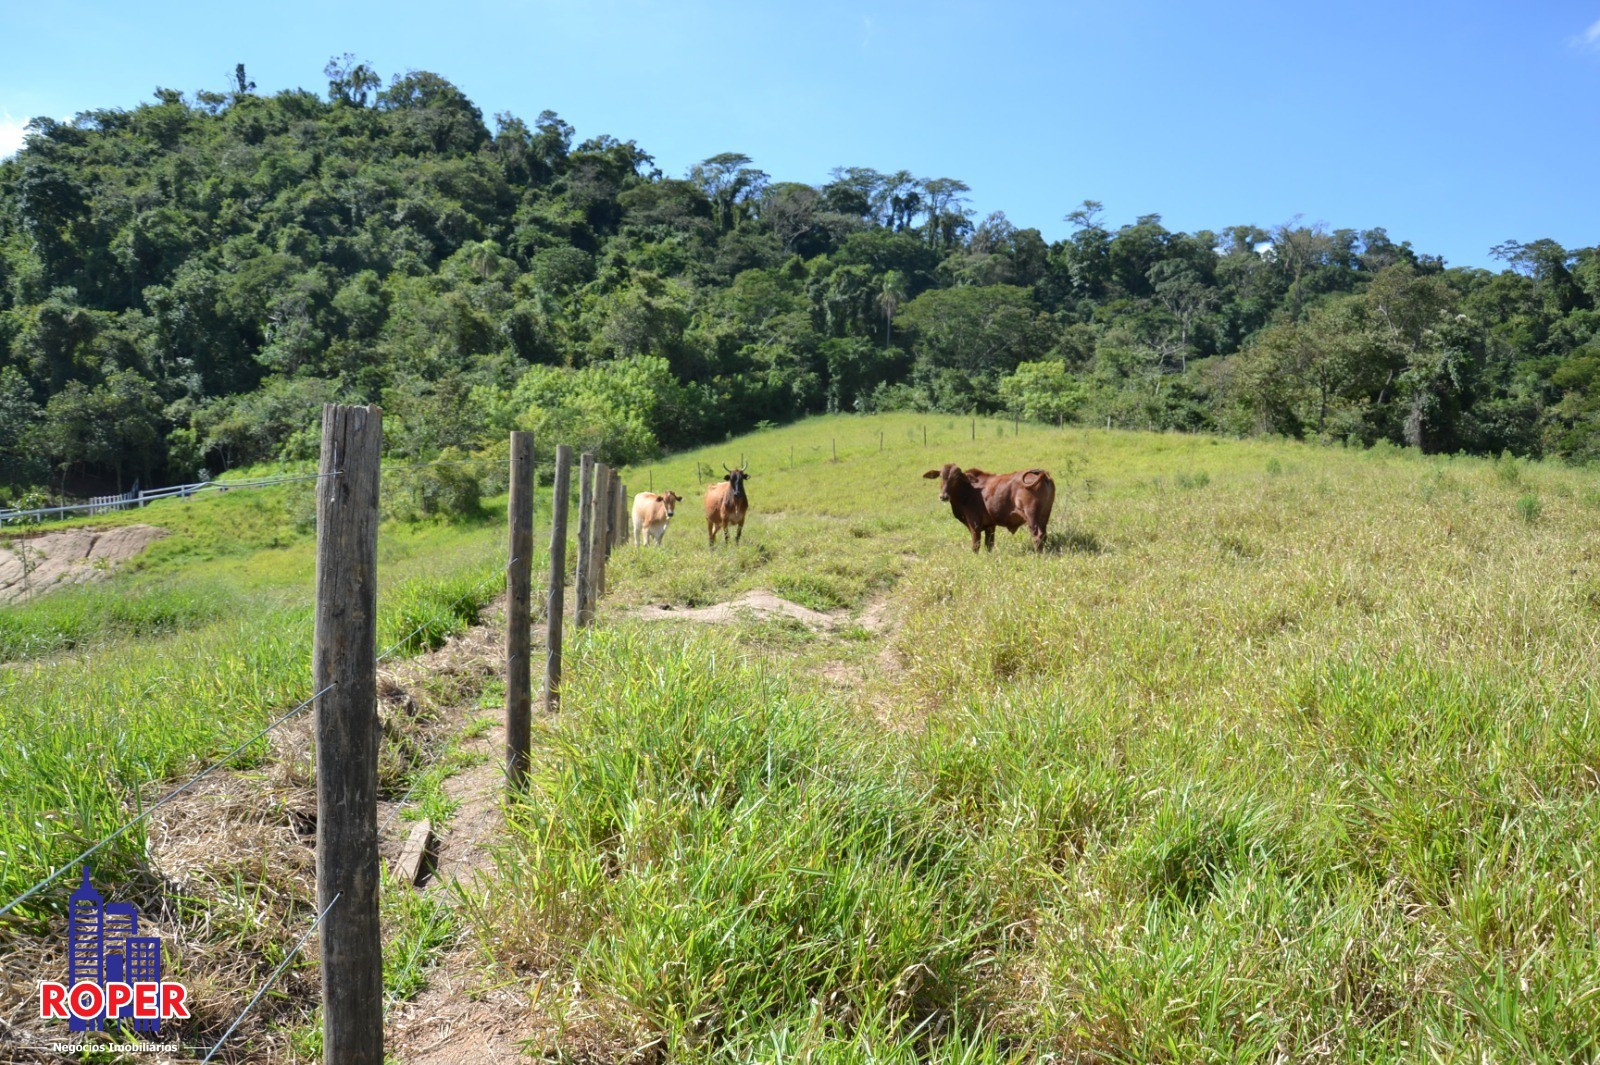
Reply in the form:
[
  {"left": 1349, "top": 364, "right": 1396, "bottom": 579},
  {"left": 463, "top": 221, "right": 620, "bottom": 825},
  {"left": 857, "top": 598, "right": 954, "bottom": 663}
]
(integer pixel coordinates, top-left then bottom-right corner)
[
  {"left": 722, "top": 461, "right": 750, "bottom": 501},
  {"left": 662, "top": 491, "right": 683, "bottom": 518},
  {"left": 923, "top": 464, "right": 970, "bottom": 502}
]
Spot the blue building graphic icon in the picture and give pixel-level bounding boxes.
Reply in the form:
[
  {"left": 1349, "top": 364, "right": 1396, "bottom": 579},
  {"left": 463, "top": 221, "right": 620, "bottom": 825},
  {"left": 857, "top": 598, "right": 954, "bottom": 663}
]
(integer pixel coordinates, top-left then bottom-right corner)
[{"left": 66, "top": 867, "right": 163, "bottom": 1033}]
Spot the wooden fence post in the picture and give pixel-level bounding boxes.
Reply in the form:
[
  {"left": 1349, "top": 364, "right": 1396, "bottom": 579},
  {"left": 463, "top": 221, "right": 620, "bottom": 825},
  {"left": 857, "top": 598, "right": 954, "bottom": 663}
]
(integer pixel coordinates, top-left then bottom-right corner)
[
  {"left": 602, "top": 469, "right": 616, "bottom": 555},
  {"left": 592, "top": 462, "right": 610, "bottom": 599},
  {"left": 575, "top": 452, "right": 595, "bottom": 627},
  {"left": 544, "top": 444, "right": 571, "bottom": 713},
  {"left": 505, "top": 431, "right": 534, "bottom": 791},
  {"left": 613, "top": 475, "right": 625, "bottom": 553},
  {"left": 313, "top": 403, "right": 383, "bottom": 1065}
]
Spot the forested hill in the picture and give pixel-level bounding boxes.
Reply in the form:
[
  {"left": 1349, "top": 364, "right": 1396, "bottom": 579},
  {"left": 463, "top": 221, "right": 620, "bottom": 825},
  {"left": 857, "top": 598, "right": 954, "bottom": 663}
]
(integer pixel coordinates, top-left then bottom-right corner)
[{"left": 2, "top": 60, "right": 1598, "bottom": 499}]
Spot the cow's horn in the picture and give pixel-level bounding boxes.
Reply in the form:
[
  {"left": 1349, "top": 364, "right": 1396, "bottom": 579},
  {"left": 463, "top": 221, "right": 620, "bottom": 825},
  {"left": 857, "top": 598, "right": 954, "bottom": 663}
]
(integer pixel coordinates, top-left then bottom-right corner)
[{"left": 722, "top": 463, "right": 732, "bottom": 473}]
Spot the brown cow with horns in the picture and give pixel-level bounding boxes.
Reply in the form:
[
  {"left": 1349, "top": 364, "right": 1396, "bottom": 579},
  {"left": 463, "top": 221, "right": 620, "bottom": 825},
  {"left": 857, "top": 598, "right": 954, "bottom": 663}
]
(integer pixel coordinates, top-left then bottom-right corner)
[
  {"left": 705, "top": 460, "right": 751, "bottom": 547},
  {"left": 924, "top": 463, "right": 1055, "bottom": 553}
]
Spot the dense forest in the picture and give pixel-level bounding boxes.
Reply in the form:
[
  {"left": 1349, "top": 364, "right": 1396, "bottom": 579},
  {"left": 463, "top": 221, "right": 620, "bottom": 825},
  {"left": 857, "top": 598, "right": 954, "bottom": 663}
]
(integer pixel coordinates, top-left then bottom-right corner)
[{"left": 2, "top": 59, "right": 1598, "bottom": 501}]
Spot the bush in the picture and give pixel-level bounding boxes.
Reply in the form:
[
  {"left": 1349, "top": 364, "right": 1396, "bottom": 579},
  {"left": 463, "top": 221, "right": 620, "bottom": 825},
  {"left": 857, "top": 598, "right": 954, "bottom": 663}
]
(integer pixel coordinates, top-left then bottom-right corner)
[
  {"left": 389, "top": 448, "right": 484, "bottom": 520},
  {"left": 998, "top": 359, "right": 1086, "bottom": 425}
]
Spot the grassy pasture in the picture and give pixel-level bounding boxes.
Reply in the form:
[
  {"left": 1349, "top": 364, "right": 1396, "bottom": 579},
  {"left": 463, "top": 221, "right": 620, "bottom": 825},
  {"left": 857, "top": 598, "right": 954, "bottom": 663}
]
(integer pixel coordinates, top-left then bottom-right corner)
[
  {"left": 0, "top": 472, "right": 513, "bottom": 918},
  {"left": 469, "top": 413, "right": 1600, "bottom": 1061}
]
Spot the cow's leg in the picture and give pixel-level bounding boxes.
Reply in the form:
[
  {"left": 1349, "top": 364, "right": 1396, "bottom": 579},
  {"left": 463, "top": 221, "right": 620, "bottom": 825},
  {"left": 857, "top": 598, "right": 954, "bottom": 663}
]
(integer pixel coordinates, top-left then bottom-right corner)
[
  {"left": 970, "top": 525, "right": 982, "bottom": 553},
  {"left": 984, "top": 527, "right": 995, "bottom": 552},
  {"left": 1031, "top": 522, "right": 1047, "bottom": 552},
  {"left": 708, "top": 521, "right": 717, "bottom": 548},
  {"left": 735, "top": 522, "right": 743, "bottom": 544}
]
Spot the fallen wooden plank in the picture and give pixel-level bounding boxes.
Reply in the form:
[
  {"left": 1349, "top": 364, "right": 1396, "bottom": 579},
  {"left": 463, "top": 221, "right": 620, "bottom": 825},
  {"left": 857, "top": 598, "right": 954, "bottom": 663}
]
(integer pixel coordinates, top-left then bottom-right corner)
[{"left": 395, "top": 819, "right": 436, "bottom": 887}]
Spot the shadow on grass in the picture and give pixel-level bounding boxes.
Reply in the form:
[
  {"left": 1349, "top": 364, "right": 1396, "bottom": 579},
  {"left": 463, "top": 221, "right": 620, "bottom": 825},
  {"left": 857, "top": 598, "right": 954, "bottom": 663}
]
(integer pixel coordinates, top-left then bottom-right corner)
[{"left": 1042, "top": 527, "right": 1105, "bottom": 555}]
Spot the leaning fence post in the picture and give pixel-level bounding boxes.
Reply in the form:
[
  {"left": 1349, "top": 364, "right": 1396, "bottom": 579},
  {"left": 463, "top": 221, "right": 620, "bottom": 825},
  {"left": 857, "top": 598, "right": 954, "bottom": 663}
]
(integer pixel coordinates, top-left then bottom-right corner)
[
  {"left": 505, "top": 431, "right": 534, "bottom": 791},
  {"left": 544, "top": 445, "right": 572, "bottom": 713},
  {"left": 313, "top": 403, "right": 383, "bottom": 1065},
  {"left": 575, "top": 452, "right": 595, "bottom": 627}
]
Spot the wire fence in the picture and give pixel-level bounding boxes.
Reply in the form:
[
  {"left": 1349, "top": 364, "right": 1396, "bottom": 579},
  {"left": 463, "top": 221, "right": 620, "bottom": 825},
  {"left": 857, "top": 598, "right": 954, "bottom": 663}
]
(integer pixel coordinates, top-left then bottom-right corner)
[
  {"left": 3, "top": 422, "right": 618, "bottom": 1062},
  {"left": 0, "top": 453, "right": 512, "bottom": 528},
  {"left": 0, "top": 683, "right": 336, "bottom": 922},
  {"left": 0, "top": 545, "right": 527, "bottom": 922},
  {"left": 198, "top": 891, "right": 342, "bottom": 1064}
]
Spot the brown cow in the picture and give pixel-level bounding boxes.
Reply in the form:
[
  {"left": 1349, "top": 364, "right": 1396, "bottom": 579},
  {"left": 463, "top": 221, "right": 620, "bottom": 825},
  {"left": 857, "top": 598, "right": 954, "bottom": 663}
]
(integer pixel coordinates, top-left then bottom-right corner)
[
  {"left": 631, "top": 491, "right": 683, "bottom": 546},
  {"left": 704, "top": 462, "right": 751, "bottom": 547},
  {"left": 923, "top": 463, "right": 1055, "bottom": 553}
]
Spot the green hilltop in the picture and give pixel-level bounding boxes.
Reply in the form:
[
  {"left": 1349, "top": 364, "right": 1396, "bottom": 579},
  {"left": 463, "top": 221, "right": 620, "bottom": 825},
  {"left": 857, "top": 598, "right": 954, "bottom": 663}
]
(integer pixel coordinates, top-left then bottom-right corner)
[{"left": 2, "top": 60, "right": 1599, "bottom": 506}]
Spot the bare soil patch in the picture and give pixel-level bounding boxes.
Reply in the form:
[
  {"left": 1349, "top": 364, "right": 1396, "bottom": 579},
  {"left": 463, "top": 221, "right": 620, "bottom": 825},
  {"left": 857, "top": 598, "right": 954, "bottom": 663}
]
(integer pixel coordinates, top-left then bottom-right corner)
[
  {"left": 628, "top": 589, "right": 839, "bottom": 629},
  {"left": 0, "top": 525, "right": 167, "bottom": 604}
]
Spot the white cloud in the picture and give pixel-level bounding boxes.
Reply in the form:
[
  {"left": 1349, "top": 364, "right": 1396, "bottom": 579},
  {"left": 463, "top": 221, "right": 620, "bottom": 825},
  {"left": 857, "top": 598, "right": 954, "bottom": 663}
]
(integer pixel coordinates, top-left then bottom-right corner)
[
  {"left": 0, "top": 114, "right": 27, "bottom": 159},
  {"left": 1573, "top": 17, "right": 1600, "bottom": 50}
]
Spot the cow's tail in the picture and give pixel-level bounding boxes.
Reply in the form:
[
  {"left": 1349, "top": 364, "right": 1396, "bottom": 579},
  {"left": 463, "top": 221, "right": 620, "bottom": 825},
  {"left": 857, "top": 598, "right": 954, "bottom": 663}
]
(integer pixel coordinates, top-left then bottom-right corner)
[{"left": 1019, "top": 469, "right": 1053, "bottom": 490}]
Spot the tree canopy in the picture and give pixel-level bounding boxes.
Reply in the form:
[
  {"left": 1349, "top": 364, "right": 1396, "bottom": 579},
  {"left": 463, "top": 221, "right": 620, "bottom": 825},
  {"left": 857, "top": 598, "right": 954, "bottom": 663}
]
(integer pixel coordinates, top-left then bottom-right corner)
[{"left": 3, "top": 60, "right": 1598, "bottom": 498}]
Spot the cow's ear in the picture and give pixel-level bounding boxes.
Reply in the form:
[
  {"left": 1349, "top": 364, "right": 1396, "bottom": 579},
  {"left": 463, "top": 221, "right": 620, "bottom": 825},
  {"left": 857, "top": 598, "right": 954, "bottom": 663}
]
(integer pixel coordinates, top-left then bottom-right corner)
[
  {"left": 922, "top": 470, "right": 940, "bottom": 479},
  {"left": 743, "top": 473, "right": 752, "bottom": 479}
]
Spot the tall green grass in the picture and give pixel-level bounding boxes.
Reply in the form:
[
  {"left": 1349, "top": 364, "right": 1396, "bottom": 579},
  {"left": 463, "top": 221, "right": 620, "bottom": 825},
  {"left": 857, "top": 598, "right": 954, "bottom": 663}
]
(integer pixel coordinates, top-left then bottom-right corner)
[
  {"left": 475, "top": 627, "right": 1001, "bottom": 1056},
  {"left": 476, "top": 413, "right": 1600, "bottom": 1061},
  {"left": 0, "top": 483, "right": 516, "bottom": 920},
  {"left": 0, "top": 579, "right": 237, "bottom": 661}
]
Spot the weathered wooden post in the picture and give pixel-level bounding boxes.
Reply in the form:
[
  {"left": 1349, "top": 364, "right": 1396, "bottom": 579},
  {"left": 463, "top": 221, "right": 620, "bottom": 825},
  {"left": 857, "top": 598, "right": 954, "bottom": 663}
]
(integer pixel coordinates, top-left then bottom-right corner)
[
  {"left": 614, "top": 475, "right": 626, "bottom": 552},
  {"left": 505, "top": 431, "right": 534, "bottom": 791},
  {"left": 592, "top": 462, "right": 610, "bottom": 599},
  {"left": 603, "top": 469, "right": 617, "bottom": 555},
  {"left": 575, "top": 451, "right": 595, "bottom": 627},
  {"left": 544, "top": 444, "right": 571, "bottom": 713},
  {"left": 313, "top": 403, "right": 383, "bottom": 1065}
]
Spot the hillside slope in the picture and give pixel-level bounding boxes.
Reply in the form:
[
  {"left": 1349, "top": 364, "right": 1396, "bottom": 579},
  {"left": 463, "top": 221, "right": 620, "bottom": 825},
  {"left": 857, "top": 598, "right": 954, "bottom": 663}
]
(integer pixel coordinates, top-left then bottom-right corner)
[{"left": 450, "top": 415, "right": 1600, "bottom": 1061}]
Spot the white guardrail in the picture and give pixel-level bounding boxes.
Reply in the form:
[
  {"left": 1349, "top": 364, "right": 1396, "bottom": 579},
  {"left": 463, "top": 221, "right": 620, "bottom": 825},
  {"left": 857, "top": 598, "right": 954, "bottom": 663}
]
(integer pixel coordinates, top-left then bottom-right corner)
[{"left": 0, "top": 472, "right": 325, "bottom": 527}]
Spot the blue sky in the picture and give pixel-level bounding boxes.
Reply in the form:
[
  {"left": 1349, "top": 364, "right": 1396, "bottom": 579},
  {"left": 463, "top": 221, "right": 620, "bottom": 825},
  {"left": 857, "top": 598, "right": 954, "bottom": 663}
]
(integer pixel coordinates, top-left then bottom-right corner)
[{"left": 2, "top": 0, "right": 1597, "bottom": 269}]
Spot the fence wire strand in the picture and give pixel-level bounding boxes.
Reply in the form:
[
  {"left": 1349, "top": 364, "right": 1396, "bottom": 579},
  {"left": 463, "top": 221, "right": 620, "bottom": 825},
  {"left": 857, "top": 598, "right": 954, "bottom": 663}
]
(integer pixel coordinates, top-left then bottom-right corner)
[
  {"left": 378, "top": 549, "right": 555, "bottom": 834},
  {"left": 0, "top": 683, "right": 336, "bottom": 920},
  {"left": 374, "top": 554, "right": 519, "bottom": 666},
  {"left": 0, "top": 452, "right": 509, "bottom": 526},
  {"left": 198, "top": 890, "right": 342, "bottom": 1064}
]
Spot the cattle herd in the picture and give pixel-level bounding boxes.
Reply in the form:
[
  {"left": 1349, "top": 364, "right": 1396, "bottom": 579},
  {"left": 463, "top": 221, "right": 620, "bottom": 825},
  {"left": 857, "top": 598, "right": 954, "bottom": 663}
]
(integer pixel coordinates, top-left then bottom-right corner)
[{"left": 630, "top": 459, "right": 1055, "bottom": 554}]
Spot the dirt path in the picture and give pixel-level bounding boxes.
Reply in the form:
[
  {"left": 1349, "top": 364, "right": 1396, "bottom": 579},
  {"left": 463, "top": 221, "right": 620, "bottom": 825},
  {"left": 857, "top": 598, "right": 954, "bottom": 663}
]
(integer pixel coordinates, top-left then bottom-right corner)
[
  {"left": 383, "top": 604, "right": 540, "bottom": 1064},
  {"left": 388, "top": 588, "right": 905, "bottom": 1063}
]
